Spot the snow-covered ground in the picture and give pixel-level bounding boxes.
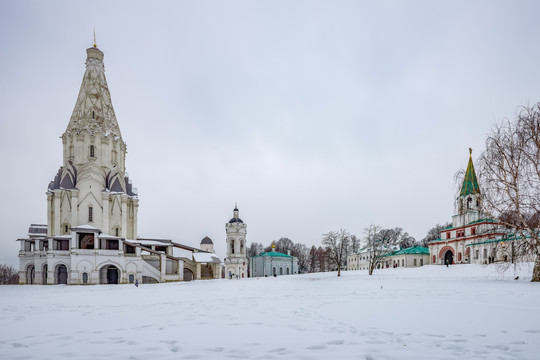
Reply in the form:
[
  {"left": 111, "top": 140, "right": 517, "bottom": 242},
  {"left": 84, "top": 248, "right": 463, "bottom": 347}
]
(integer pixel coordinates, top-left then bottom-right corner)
[{"left": 1, "top": 264, "right": 539, "bottom": 359}]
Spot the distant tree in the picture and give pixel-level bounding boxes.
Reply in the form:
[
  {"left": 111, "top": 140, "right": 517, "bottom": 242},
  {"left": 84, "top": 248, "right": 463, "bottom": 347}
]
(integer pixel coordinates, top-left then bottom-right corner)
[
  {"left": 292, "top": 243, "right": 309, "bottom": 273},
  {"left": 364, "top": 224, "right": 398, "bottom": 275},
  {"left": 421, "top": 223, "right": 451, "bottom": 247},
  {"left": 308, "top": 246, "right": 318, "bottom": 273},
  {"left": 263, "top": 237, "right": 295, "bottom": 254},
  {"left": 378, "top": 227, "right": 416, "bottom": 249},
  {"left": 350, "top": 235, "right": 360, "bottom": 254},
  {"left": 477, "top": 103, "right": 540, "bottom": 281},
  {"left": 317, "top": 246, "right": 326, "bottom": 272},
  {"left": 322, "top": 229, "right": 350, "bottom": 276},
  {"left": 0, "top": 264, "right": 19, "bottom": 285},
  {"left": 247, "top": 242, "right": 264, "bottom": 258}
]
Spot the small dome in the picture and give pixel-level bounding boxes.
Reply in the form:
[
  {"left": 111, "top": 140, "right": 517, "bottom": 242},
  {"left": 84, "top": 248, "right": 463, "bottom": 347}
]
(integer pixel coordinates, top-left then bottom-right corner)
[
  {"left": 229, "top": 218, "right": 243, "bottom": 223},
  {"left": 201, "top": 236, "right": 213, "bottom": 245}
]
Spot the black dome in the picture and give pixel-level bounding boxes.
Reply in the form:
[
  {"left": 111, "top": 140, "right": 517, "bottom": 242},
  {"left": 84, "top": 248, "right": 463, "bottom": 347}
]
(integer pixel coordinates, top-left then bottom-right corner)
[
  {"left": 229, "top": 218, "right": 243, "bottom": 223},
  {"left": 201, "top": 236, "right": 213, "bottom": 244}
]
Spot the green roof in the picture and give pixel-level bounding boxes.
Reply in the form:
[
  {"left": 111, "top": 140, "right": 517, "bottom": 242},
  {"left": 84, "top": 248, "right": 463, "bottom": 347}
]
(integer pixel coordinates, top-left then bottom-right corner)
[
  {"left": 383, "top": 246, "right": 430, "bottom": 256},
  {"left": 392, "top": 246, "right": 429, "bottom": 255},
  {"left": 459, "top": 151, "right": 481, "bottom": 197},
  {"left": 255, "top": 251, "right": 293, "bottom": 258}
]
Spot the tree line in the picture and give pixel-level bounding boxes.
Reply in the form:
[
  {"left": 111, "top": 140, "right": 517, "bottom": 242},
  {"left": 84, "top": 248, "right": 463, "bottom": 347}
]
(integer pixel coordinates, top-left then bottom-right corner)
[
  {"left": 247, "top": 224, "right": 445, "bottom": 276},
  {"left": 0, "top": 264, "right": 19, "bottom": 285}
]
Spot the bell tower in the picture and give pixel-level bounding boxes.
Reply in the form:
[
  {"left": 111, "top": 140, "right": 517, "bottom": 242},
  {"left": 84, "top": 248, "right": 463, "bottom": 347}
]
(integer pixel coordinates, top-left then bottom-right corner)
[
  {"left": 453, "top": 148, "right": 483, "bottom": 227},
  {"left": 224, "top": 204, "right": 248, "bottom": 279}
]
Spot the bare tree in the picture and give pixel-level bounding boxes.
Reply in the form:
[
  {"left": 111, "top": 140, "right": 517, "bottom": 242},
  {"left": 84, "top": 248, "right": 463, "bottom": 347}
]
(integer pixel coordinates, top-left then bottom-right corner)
[
  {"left": 322, "top": 229, "right": 350, "bottom": 276},
  {"left": 477, "top": 103, "right": 540, "bottom": 281},
  {"left": 0, "top": 264, "right": 19, "bottom": 285},
  {"left": 421, "top": 223, "right": 451, "bottom": 247},
  {"left": 317, "top": 246, "right": 326, "bottom": 272},
  {"left": 364, "top": 224, "right": 398, "bottom": 275},
  {"left": 350, "top": 235, "right": 360, "bottom": 254},
  {"left": 247, "top": 242, "right": 264, "bottom": 258},
  {"left": 292, "top": 243, "right": 309, "bottom": 273},
  {"left": 308, "top": 245, "right": 318, "bottom": 272}
]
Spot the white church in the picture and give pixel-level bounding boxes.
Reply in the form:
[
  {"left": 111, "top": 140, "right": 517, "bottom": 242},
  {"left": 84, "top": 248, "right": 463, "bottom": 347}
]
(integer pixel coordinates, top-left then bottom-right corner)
[{"left": 17, "top": 44, "right": 223, "bottom": 285}]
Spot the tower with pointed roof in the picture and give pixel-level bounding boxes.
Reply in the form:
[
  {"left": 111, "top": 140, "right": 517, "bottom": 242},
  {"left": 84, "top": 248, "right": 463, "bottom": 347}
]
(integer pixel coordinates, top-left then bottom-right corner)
[
  {"left": 453, "top": 148, "right": 482, "bottom": 227},
  {"left": 17, "top": 42, "right": 223, "bottom": 285},
  {"left": 224, "top": 205, "right": 248, "bottom": 279},
  {"left": 47, "top": 45, "right": 138, "bottom": 239},
  {"left": 427, "top": 150, "right": 507, "bottom": 266}
]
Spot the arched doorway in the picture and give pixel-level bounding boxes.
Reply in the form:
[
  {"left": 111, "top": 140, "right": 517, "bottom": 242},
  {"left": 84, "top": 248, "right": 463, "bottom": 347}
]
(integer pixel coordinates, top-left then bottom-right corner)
[
  {"left": 56, "top": 264, "right": 68, "bottom": 284},
  {"left": 183, "top": 268, "right": 194, "bottom": 281},
  {"left": 26, "top": 265, "right": 35, "bottom": 285},
  {"left": 444, "top": 250, "right": 454, "bottom": 265},
  {"left": 100, "top": 265, "right": 120, "bottom": 284}
]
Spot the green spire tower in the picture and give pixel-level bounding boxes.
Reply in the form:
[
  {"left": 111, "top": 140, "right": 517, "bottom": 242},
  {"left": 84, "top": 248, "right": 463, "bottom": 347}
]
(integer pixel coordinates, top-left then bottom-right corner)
[{"left": 460, "top": 148, "right": 481, "bottom": 197}]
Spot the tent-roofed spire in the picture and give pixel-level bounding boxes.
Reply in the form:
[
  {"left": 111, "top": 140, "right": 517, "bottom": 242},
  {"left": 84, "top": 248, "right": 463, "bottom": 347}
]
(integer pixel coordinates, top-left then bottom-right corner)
[
  {"left": 64, "top": 46, "right": 122, "bottom": 139},
  {"left": 460, "top": 148, "right": 481, "bottom": 197}
]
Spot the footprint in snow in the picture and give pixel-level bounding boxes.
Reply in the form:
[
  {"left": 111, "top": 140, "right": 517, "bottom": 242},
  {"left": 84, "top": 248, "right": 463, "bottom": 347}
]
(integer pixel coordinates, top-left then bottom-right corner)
[
  {"left": 306, "top": 344, "right": 327, "bottom": 350},
  {"left": 326, "top": 340, "right": 344, "bottom": 345},
  {"left": 486, "top": 344, "right": 509, "bottom": 351}
]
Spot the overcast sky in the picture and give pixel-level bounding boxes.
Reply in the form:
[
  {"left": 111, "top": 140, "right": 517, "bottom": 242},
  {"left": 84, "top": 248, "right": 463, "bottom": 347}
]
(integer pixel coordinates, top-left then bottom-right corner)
[{"left": 1, "top": 1, "right": 540, "bottom": 267}]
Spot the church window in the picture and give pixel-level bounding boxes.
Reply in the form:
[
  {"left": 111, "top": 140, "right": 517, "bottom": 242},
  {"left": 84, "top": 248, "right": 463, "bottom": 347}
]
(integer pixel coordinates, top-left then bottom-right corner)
[
  {"left": 420, "top": 258, "right": 423, "bottom": 266},
  {"left": 115, "top": 228, "right": 119, "bottom": 237},
  {"left": 82, "top": 272, "right": 88, "bottom": 284},
  {"left": 458, "top": 252, "right": 462, "bottom": 262},
  {"left": 88, "top": 206, "right": 93, "bottom": 222},
  {"left": 129, "top": 274, "right": 134, "bottom": 284},
  {"left": 475, "top": 249, "right": 479, "bottom": 259},
  {"left": 483, "top": 248, "right": 487, "bottom": 259},
  {"left": 280, "top": 267, "right": 283, "bottom": 275},
  {"left": 230, "top": 239, "right": 235, "bottom": 254},
  {"left": 401, "top": 259, "right": 404, "bottom": 266},
  {"left": 64, "top": 224, "right": 69, "bottom": 234},
  {"left": 414, "top": 259, "right": 417, "bottom": 266},
  {"left": 92, "top": 111, "right": 95, "bottom": 119},
  {"left": 471, "top": 227, "right": 476, "bottom": 235},
  {"left": 90, "top": 145, "right": 95, "bottom": 158},
  {"left": 240, "top": 241, "right": 244, "bottom": 254},
  {"left": 467, "top": 197, "right": 472, "bottom": 209}
]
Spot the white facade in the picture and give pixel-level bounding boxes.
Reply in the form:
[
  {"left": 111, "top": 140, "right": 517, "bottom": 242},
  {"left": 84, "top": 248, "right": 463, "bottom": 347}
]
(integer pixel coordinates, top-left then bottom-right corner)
[
  {"left": 48, "top": 46, "right": 138, "bottom": 240},
  {"left": 224, "top": 206, "right": 248, "bottom": 279},
  {"left": 17, "top": 45, "right": 184, "bottom": 285}
]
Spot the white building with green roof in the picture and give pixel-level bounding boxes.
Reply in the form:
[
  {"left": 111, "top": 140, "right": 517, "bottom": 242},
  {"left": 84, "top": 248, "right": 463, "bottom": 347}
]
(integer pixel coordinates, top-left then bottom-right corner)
[
  {"left": 385, "top": 246, "right": 430, "bottom": 268},
  {"left": 347, "top": 245, "right": 428, "bottom": 271},
  {"left": 250, "top": 244, "right": 298, "bottom": 277}
]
